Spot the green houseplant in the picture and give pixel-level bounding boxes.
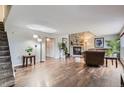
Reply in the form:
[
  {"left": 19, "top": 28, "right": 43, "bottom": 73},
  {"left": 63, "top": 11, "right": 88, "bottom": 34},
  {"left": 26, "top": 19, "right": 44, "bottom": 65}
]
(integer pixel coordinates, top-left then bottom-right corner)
[
  {"left": 58, "top": 42, "right": 68, "bottom": 58},
  {"left": 25, "top": 47, "right": 33, "bottom": 55},
  {"left": 105, "top": 37, "right": 120, "bottom": 57}
]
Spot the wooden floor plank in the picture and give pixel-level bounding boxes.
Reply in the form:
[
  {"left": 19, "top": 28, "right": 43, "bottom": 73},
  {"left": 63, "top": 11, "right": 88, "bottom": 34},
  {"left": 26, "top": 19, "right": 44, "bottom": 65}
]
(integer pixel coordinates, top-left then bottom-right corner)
[{"left": 15, "top": 58, "right": 123, "bottom": 87}]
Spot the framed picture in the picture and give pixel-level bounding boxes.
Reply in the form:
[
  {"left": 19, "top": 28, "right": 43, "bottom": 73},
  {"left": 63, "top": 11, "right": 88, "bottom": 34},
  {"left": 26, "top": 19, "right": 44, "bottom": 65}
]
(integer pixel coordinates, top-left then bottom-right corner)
[{"left": 94, "top": 38, "right": 104, "bottom": 48}]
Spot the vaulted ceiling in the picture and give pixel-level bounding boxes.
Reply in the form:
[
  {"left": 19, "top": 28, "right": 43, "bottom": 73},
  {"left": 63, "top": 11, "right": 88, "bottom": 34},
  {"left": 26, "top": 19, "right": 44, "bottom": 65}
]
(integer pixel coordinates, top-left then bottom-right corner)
[{"left": 6, "top": 5, "right": 124, "bottom": 36}]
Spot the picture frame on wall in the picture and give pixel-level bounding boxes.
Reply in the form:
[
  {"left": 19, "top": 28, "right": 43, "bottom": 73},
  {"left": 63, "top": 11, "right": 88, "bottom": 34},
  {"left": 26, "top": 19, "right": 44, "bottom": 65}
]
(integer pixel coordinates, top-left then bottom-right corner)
[{"left": 94, "top": 37, "right": 104, "bottom": 48}]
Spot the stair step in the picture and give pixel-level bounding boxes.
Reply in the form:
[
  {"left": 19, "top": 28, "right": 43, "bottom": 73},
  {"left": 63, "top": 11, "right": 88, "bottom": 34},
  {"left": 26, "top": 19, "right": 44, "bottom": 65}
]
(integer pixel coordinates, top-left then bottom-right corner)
[
  {"left": 0, "top": 27, "right": 4, "bottom": 29},
  {"left": 0, "top": 22, "right": 14, "bottom": 87},
  {"left": 0, "top": 25, "right": 4, "bottom": 28},
  {"left": 0, "top": 36, "right": 8, "bottom": 42},
  {"left": 0, "top": 56, "right": 10, "bottom": 59},
  {"left": 0, "top": 62, "right": 12, "bottom": 71},
  {"left": 0, "top": 40, "right": 8, "bottom": 42},
  {"left": 0, "top": 61, "right": 11, "bottom": 64},
  {"left": 0, "top": 27, "right": 4, "bottom": 30},
  {"left": 0, "top": 28, "right": 4, "bottom": 30},
  {"left": 0, "top": 31, "right": 6, "bottom": 34},
  {"left": 0, "top": 31, "right": 4, "bottom": 32},
  {"left": 0, "top": 33, "right": 7, "bottom": 39},
  {"left": 0, "top": 76, "right": 15, "bottom": 87},
  {"left": 0, "top": 38, "right": 7, "bottom": 40},
  {"left": 0, "top": 41, "right": 8, "bottom": 46},
  {"left": 0, "top": 46, "right": 9, "bottom": 50},
  {"left": 0, "top": 50, "right": 10, "bottom": 56},
  {"left": 0, "top": 24, "right": 4, "bottom": 26},
  {"left": 0, "top": 38, "right": 8, "bottom": 41},
  {"left": 0, "top": 34, "right": 7, "bottom": 37},
  {"left": 0, "top": 37, "right": 7, "bottom": 40},
  {"left": 0, "top": 68, "right": 13, "bottom": 78},
  {"left": 0, "top": 33, "right": 7, "bottom": 37},
  {"left": 0, "top": 56, "right": 11, "bottom": 62},
  {"left": 0, "top": 23, "right": 4, "bottom": 25},
  {"left": 0, "top": 31, "right": 7, "bottom": 39},
  {"left": 0, "top": 22, "right": 4, "bottom": 25},
  {"left": 0, "top": 28, "right": 4, "bottom": 31},
  {"left": 0, "top": 50, "right": 9, "bottom": 52},
  {"left": 0, "top": 59, "right": 11, "bottom": 62}
]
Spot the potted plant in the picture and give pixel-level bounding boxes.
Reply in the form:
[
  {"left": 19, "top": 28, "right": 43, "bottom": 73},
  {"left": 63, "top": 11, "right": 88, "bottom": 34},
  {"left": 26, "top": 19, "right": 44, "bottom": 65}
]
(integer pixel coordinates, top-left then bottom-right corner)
[
  {"left": 105, "top": 37, "right": 120, "bottom": 57},
  {"left": 25, "top": 47, "right": 33, "bottom": 55},
  {"left": 58, "top": 42, "right": 68, "bottom": 58}
]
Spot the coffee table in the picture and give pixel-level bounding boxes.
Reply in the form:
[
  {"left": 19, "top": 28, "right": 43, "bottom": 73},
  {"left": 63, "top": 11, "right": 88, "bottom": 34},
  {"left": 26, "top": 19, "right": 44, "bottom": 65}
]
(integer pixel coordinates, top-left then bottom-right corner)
[{"left": 104, "top": 56, "right": 119, "bottom": 68}]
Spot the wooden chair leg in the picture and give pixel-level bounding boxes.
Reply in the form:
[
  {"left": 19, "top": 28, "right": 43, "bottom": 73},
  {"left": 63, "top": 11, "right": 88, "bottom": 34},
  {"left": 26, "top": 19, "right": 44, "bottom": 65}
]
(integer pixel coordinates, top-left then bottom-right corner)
[
  {"left": 26, "top": 58, "right": 28, "bottom": 67},
  {"left": 34, "top": 56, "right": 36, "bottom": 65},
  {"left": 30, "top": 58, "right": 32, "bottom": 65},
  {"left": 116, "top": 59, "right": 118, "bottom": 68},
  {"left": 106, "top": 59, "right": 107, "bottom": 67},
  {"left": 121, "top": 74, "right": 124, "bottom": 87},
  {"left": 23, "top": 57, "right": 25, "bottom": 67},
  {"left": 112, "top": 59, "right": 113, "bottom": 65}
]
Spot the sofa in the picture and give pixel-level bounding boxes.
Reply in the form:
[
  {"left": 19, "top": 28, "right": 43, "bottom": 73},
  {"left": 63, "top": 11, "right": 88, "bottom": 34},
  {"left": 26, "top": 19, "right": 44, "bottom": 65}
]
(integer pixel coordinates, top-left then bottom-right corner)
[{"left": 84, "top": 50, "right": 105, "bottom": 66}]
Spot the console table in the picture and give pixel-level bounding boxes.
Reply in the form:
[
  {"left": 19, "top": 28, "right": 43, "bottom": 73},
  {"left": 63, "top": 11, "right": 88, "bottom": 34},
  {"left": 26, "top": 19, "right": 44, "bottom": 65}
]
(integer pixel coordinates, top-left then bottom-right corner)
[
  {"left": 23, "top": 55, "right": 36, "bottom": 67},
  {"left": 105, "top": 56, "right": 118, "bottom": 68}
]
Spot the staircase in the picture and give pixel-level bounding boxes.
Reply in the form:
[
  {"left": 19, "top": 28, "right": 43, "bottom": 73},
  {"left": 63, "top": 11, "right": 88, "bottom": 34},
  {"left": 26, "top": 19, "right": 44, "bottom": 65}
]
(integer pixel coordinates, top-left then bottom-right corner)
[{"left": 0, "top": 22, "right": 15, "bottom": 86}]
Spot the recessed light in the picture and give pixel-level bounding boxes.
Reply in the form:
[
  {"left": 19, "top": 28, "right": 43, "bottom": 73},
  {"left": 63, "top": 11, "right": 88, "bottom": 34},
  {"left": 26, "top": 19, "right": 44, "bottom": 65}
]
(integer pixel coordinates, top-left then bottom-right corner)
[
  {"left": 37, "top": 38, "right": 42, "bottom": 42},
  {"left": 46, "top": 38, "right": 50, "bottom": 42},
  {"left": 33, "top": 34, "right": 38, "bottom": 39},
  {"left": 27, "top": 24, "right": 57, "bottom": 33}
]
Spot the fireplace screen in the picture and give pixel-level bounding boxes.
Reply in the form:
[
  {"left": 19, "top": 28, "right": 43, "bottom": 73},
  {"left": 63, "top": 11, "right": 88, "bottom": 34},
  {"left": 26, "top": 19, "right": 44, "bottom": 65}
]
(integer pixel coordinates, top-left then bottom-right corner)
[{"left": 73, "top": 47, "right": 81, "bottom": 55}]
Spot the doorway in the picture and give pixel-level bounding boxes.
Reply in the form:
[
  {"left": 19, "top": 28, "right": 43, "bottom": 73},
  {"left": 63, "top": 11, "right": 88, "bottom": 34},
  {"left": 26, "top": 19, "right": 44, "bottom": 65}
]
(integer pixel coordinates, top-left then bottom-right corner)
[{"left": 46, "top": 38, "right": 55, "bottom": 59}]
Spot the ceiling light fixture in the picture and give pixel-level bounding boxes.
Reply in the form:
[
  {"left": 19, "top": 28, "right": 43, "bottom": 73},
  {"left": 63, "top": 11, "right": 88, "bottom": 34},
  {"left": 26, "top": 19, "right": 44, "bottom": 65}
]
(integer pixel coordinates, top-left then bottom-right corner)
[
  {"left": 27, "top": 24, "right": 57, "bottom": 33},
  {"left": 33, "top": 34, "right": 38, "bottom": 39},
  {"left": 46, "top": 38, "right": 50, "bottom": 42},
  {"left": 37, "top": 38, "right": 42, "bottom": 42}
]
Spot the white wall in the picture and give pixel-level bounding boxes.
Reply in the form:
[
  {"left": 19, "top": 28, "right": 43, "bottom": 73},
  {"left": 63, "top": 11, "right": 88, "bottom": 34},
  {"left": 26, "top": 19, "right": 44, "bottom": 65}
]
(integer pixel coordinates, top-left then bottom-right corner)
[
  {"left": 98, "top": 34, "right": 118, "bottom": 48},
  {"left": 6, "top": 27, "right": 43, "bottom": 66}
]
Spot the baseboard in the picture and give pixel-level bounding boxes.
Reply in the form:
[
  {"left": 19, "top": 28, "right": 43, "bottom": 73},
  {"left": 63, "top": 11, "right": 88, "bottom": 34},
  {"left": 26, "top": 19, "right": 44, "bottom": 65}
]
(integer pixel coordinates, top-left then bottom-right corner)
[
  {"left": 40, "top": 61, "right": 44, "bottom": 63},
  {"left": 14, "top": 65, "right": 23, "bottom": 69},
  {"left": 14, "top": 61, "right": 44, "bottom": 71},
  {"left": 14, "top": 65, "right": 23, "bottom": 72}
]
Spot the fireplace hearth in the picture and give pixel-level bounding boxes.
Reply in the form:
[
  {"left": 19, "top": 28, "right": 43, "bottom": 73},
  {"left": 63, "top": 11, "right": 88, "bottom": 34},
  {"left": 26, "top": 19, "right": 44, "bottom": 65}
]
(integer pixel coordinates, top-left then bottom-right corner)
[{"left": 73, "top": 47, "right": 81, "bottom": 55}]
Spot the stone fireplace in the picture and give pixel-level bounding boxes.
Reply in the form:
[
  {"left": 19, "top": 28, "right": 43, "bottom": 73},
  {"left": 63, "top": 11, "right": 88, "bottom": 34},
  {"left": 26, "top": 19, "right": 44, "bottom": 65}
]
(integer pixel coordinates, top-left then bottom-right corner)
[{"left": 69, "top": 32, "right": 95, "bottom": 56}]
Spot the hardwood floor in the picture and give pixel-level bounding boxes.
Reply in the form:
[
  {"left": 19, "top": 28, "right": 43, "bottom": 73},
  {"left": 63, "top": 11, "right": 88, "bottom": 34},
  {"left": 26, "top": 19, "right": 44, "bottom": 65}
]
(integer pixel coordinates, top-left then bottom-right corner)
[{"left": 15, "top": 58, "right": 123, "bottom": 87}]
